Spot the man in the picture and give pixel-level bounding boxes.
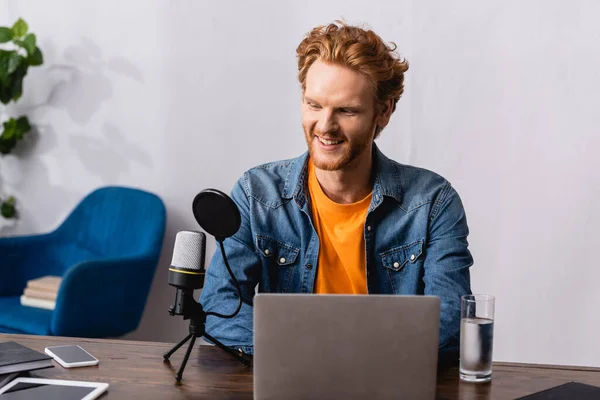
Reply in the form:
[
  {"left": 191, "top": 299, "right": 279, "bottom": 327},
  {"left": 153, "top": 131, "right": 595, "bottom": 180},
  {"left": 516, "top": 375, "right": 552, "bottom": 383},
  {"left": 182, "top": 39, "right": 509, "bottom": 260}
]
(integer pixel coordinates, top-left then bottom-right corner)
[{"left": 200, "top": 21, "right": 473, "bottom": 360}]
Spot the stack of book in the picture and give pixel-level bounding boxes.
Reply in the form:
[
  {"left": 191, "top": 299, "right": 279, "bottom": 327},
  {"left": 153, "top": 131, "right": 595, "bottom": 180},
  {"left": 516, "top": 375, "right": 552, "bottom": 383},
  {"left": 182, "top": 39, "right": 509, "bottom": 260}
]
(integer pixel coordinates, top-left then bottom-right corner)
[{"left": 20, "top": 276, "right": 62, "bottom": 310}]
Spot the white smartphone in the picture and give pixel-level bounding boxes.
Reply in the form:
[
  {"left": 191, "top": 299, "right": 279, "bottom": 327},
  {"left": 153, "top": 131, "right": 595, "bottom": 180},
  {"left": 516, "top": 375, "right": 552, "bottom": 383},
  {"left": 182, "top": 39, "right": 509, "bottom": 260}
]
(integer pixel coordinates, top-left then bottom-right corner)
[{"left": 44, "top": 345, "right": 99, "bottom": 368}]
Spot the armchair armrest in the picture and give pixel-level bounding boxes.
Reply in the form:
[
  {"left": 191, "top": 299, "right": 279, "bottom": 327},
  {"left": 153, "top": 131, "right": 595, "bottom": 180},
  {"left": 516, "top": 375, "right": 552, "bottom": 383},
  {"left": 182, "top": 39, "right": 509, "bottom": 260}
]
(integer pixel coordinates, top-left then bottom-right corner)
[
  {"left": 50, "top": 254, "right": 159, "bottom": 338},
  {"left": 0, "top": 233, "right": 56, "bottom": 296}
]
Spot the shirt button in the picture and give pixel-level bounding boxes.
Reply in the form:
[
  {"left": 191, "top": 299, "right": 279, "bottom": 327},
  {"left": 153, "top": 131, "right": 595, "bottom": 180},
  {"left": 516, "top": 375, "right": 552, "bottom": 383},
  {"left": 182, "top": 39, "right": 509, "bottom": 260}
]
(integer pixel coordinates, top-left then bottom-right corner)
[
  {"left": 410, "top": 254, "right": 416, "bottom": 261},
  {"left": 264, "top": 249, "right": 270, "bottom": 255},
  {"left": 393, "top": 262, "right": 400, "bottom": 268},
  {"left": 367, "top": 225, "right": 372, "bottom": 232},
  {"left": 279, "top": 257, "right": 286, "bottom": 263},
  {"left": 306, "top": 264, "right": 313, "bottom": 270}
]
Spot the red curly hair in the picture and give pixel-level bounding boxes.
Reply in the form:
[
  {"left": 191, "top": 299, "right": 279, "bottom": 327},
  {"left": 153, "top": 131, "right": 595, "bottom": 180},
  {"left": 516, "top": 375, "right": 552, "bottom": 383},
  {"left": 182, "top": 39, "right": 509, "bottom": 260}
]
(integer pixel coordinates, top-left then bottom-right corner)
[{"left": 296, "top": 21, "right": 409, "bottom": 118}]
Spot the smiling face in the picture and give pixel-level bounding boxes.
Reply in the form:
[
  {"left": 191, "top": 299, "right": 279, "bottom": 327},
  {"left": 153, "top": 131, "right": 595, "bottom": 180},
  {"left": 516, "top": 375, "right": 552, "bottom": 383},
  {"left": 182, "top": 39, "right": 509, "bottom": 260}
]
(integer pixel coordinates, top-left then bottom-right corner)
[{"left": 302, "top": 59, "right": 388, "bottom": 172}]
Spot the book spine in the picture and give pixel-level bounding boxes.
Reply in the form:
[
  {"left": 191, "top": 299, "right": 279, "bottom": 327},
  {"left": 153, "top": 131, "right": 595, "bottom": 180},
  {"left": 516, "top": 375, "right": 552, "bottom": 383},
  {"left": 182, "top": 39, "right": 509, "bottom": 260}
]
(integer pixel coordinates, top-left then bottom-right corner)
[
  {"left": 20, "top": 295, "right": 56, "bottom": 310},
  {"left": 26, "top": 282, "right": 61, "bottom": 292},
  {"left": 23, "top": 288, "right": 58, "bottom": 301}
]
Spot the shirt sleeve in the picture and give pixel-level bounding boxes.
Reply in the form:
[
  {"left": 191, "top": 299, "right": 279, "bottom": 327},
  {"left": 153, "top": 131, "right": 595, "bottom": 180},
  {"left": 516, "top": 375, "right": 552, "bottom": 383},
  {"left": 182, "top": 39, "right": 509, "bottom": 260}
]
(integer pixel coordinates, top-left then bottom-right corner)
[{"left": 422, "top": 183, "right": 474, "bottom": 358}]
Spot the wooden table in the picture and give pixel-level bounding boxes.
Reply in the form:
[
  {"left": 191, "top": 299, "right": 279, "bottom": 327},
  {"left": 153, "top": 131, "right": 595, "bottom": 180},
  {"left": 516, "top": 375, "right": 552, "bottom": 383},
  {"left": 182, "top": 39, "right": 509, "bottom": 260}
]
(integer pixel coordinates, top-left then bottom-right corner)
[{"left": 2, "top": 333, "right": 600, "bottom": 399}]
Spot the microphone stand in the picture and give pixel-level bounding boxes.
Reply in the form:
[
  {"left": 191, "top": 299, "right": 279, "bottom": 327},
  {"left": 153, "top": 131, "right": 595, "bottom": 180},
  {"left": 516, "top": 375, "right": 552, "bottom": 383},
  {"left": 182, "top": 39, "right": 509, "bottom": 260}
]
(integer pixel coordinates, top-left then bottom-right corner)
[{"left": 163, "top": 239, "right": 251, "bottom": 382}]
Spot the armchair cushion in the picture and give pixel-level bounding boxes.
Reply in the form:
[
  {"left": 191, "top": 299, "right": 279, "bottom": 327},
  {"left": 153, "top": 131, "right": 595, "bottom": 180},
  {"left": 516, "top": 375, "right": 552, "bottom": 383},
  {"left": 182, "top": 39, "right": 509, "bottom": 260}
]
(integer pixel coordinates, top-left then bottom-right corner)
[
  {"left": 0, "top": 296, "right": 52, "bottom": 335},
  {"left": 51, "top": 255, "right": 156, "bottom": 337}
]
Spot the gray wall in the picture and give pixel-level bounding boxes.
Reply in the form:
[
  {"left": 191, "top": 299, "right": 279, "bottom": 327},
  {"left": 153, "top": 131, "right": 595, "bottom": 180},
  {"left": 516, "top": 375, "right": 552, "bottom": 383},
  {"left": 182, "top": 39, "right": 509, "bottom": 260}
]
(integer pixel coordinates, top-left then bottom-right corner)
[{"left": 1, "top": 0, "right": 599, "bottom": 366}]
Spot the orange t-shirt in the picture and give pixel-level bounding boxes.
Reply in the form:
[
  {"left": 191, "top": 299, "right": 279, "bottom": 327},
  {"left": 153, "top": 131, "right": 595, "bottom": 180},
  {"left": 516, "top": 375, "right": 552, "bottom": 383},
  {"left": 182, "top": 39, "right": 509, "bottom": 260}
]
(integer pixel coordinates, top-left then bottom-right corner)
[{"left": 308, "top": 161, "right": 372, "bottom": 294}]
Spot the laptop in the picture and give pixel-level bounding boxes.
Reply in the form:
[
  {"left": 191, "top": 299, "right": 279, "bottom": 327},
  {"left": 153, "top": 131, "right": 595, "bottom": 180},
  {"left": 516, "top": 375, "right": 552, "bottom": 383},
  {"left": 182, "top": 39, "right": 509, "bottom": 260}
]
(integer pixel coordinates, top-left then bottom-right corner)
[{"left": 254, "top": 294, "right": 440, "bottom": 400}]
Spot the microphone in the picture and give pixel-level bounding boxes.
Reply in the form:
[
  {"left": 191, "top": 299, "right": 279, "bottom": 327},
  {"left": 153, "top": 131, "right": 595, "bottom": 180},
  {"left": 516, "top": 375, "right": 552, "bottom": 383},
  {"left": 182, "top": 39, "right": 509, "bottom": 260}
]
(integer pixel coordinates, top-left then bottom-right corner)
[
  {"left": 163, "top": 189, "right": 250, "bottom": 382},
  {"left": 167, "top": 231, "right": 206, "bottom": 318}
]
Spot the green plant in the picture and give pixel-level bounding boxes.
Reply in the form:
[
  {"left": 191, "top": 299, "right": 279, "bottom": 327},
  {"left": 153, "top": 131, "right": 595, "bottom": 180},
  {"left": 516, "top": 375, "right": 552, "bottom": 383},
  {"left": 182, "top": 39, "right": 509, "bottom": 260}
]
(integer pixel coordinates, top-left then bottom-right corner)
[{"left": 0, "top": 18, "right": 43, "bottom": 219}]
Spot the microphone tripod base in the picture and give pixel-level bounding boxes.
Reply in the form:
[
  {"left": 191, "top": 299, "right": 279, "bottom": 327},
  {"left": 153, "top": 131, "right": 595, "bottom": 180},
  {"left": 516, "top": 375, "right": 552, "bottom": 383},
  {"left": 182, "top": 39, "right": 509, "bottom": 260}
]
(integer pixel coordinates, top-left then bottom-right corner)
[{"left": 163, "top": 313, "right": 250, "bottom": 382}]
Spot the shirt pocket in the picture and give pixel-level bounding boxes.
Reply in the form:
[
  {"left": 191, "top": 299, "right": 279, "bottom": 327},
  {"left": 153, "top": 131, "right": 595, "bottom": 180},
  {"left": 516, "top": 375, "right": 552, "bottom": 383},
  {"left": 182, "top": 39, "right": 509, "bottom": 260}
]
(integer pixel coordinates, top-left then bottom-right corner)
[
  {"left": 380, "top": 240, "right": 424, "bottom": 272},
  {"left": 256, "top": 235, "right": 300, "bottom": 292}
]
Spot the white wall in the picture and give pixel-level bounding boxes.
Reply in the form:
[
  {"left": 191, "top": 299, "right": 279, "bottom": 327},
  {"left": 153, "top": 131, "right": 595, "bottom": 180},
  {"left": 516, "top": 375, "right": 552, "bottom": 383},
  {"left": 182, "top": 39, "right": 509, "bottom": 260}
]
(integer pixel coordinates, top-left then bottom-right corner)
[
  {"left": 1, "top": 0, "right": 599, "bottom": 367},
  {"left": 409, "top": 0, "right": 600, "bottom": 367}
]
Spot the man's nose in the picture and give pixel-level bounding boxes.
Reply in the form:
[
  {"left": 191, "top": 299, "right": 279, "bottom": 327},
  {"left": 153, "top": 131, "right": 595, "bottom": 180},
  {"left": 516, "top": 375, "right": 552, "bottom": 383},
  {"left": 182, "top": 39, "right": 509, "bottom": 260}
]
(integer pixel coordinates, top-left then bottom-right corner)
[{"left": 317, "top": 110, "right": 339, "bottom": 134}]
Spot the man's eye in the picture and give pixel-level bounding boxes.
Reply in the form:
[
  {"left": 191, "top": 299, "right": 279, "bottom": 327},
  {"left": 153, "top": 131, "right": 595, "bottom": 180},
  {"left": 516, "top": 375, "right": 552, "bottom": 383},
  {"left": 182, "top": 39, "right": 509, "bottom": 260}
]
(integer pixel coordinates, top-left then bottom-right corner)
[
  {"left": 340, "top": 109, "right": 356, "bottom": 115},
  {"left": 308, "top": 103, "right": 321, "bottom": 110}
]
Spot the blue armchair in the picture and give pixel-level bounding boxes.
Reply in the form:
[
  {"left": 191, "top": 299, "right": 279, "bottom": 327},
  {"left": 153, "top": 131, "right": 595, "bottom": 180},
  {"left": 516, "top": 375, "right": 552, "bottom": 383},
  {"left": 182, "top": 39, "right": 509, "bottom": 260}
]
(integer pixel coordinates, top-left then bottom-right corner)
[{"left": 0, "top": 186, "right": 166, "bottom": 338}]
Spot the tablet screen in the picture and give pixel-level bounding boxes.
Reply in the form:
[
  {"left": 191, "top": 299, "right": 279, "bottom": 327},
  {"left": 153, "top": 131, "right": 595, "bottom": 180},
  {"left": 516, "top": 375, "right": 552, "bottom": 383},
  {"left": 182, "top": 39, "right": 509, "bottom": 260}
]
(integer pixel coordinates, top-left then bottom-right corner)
[{"left": 0, "top": 381, "right": 96, "bottom": 400}]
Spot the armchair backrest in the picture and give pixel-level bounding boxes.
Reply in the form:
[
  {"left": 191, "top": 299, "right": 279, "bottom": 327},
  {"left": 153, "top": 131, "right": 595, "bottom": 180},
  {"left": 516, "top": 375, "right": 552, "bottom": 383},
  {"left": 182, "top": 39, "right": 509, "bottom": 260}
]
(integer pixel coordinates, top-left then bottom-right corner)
[{"left": 56, "top": 186, "right": 166, "bottom": 259}]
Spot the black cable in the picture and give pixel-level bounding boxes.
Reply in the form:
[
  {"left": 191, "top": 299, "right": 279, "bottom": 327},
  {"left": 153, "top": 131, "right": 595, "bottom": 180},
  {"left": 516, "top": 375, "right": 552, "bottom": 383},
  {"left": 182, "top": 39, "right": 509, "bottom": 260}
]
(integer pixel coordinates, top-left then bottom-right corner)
[{"left": 204, "top": 239, "right": 243, "bottom": 319}]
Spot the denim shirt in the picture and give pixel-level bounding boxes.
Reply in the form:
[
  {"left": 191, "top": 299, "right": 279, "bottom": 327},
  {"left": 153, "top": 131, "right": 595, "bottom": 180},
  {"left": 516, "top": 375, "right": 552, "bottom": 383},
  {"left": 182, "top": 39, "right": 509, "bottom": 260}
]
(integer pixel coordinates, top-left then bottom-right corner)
[{"left": 200, "top": 144, "right": 473, "bottom": 356}]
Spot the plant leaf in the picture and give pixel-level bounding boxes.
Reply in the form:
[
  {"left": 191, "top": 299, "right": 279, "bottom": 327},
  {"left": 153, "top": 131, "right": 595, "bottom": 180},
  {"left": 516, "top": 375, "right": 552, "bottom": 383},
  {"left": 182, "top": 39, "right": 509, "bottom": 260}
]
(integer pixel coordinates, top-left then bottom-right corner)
[
  {"left": 1, "top": 118, "right": 17, "bottom": 139},
  {"left": 0, "top": 51, "right": 9, "bottom": 81},
  {"left": 28, "top": 47, "right": 43, "bottom": 66},
  {"left": 8, "top": 64, "right": 27, "bottom": 102},
  {"left": 0, "top": 84, "right": 11, "bottom": 103},
  {"left": 22, "top": 33, "right": 36, "bottom": 56},
  {"left": 0, "top": 27, "right": 12, "bottom": 43},
  {"left": 0, "top": 116, "right": 30, "bottom": 155},
  {"left": 11, "top": 18, "right": 28, "bottom": 38},
  {"left": 15, "top": 116, "right": 32, "bottom": 135},
  {"left": 0, "top": 120, "right": 17, "bottom": 154},
  {"left": 0, "top": 197, "right": 17, "bottom": 219},
  {"left": 7, "top": 52, "right": 21, "bottom": 74}
]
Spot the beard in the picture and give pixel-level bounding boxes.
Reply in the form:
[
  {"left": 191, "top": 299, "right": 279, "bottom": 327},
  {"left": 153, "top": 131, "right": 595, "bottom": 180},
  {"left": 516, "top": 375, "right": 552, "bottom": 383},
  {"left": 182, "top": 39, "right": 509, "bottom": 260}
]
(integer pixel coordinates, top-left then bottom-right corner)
[{"left": 303, "top": 125, "right": 374, "bottom": 171}]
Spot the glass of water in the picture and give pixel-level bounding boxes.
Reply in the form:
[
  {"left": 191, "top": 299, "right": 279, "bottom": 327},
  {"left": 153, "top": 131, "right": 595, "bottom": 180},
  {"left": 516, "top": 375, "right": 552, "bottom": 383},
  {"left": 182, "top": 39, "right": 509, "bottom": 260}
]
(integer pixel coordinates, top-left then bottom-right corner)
[{"left": 460, "top": 294, "right": 495, "bottom": 383}]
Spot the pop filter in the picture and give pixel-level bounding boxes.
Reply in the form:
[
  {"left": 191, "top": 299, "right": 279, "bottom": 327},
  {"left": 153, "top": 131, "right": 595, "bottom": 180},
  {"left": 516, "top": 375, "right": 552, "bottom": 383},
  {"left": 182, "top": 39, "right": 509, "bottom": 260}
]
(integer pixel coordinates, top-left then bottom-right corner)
[
  {"left": 192, "top": 189, "right": 241, "bottom": 241},
  {"left": 192, "top": 188, "right": 243, "bottom": 320}
]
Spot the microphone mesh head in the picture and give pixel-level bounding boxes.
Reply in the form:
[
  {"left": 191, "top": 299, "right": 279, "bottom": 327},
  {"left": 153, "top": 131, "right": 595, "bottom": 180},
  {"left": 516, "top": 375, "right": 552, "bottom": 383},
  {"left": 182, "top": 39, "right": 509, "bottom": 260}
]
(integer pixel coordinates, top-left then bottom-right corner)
[{"left": 171, "top": 231, "right": 206, "bottom": 271}]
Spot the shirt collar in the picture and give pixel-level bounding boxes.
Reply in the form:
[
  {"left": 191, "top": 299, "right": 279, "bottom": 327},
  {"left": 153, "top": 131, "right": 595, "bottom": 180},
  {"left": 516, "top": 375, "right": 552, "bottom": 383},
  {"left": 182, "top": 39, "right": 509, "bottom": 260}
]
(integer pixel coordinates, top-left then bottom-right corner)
[{"left": 282, "top": 143, "right": 403, "bottom": 206}]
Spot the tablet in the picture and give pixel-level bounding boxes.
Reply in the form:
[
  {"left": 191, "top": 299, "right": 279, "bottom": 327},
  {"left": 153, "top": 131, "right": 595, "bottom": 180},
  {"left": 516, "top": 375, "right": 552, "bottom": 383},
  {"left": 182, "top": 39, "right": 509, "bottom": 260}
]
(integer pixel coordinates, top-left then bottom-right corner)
[{"left": 0, "top": 377, "right": 108, "bottom": 399}]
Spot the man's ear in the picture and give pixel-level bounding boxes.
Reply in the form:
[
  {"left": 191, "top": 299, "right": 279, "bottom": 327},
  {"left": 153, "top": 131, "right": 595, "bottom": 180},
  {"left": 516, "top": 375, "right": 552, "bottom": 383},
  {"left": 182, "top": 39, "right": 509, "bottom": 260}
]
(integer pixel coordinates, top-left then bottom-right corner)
[{"left": 376, "top": 99, "right": 394, "bottom": 130}]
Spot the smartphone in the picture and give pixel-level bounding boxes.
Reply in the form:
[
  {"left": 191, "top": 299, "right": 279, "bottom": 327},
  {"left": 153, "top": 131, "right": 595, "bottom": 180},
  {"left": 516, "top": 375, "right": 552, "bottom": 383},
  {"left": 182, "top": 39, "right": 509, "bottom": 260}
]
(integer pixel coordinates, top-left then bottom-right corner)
[{"left": 44, "top": 345, "right": 99, "bottom": 368}]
